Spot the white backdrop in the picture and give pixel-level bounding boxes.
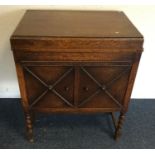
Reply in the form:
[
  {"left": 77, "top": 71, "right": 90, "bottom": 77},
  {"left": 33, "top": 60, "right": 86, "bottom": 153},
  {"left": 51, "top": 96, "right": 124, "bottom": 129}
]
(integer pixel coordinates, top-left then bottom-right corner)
[{"left": 0, "top": 5, "right": 155, "bottom": 98}]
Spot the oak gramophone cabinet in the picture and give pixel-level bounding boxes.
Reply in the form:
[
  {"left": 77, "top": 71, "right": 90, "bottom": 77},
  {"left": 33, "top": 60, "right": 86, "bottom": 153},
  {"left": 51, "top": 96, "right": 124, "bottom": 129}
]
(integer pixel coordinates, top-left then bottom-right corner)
[{"left": 10, "top": 10, "right": 143, "bottom": 142}]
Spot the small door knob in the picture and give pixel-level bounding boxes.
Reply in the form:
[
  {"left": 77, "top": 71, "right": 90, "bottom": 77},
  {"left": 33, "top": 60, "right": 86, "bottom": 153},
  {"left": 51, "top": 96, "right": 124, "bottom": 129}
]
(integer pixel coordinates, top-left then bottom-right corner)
[
  {"left": 65, "top": 86, "right": 69, "bottom": 91},
  {"left": 84, "top": 87, "right": 89, "bottom": 91},
  {"left": 101, "top": 86, "right": 106, "bottom": 90},
  {"left": 48, "top": 85, "right": 53, "bottom": 90}
]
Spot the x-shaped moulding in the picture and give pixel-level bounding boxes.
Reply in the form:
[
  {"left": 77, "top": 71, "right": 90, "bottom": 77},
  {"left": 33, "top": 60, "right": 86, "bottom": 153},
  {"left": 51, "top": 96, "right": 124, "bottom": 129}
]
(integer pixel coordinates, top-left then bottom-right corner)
[
  {"left": 23, "top": 66, "right": 74, "bottom": 108},
  {"left": 79, "top": 66, "right": 131, "bottom": 108},
  {"left": 24, "top": 65, "right": 131, "bottom": 109}
]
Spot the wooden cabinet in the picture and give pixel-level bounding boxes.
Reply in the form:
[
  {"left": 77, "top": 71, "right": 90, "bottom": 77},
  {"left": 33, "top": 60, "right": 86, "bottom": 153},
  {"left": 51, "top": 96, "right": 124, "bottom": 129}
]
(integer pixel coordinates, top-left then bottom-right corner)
[{"left": 10, "top": 10, "right": 143, "bottom": 142}]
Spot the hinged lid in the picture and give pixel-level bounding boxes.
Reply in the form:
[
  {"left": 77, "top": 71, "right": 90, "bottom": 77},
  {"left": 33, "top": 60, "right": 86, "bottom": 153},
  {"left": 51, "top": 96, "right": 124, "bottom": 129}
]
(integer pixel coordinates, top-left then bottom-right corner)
[{"left": 11, "top": 10, "right": 143, "bottom": 52}]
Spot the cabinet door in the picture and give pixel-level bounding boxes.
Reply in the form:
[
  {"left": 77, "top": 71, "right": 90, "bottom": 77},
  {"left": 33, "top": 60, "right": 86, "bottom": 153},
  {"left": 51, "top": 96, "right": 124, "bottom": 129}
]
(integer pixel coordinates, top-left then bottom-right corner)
[
  {"left": 22, "top": 62, "right": 132, "bottom": 112},
  {"left": 23, "top": 64, "right": 74, "bottom": 109},
  {"left": 78, "top": 63, "right": 132, "bottom": 110}
]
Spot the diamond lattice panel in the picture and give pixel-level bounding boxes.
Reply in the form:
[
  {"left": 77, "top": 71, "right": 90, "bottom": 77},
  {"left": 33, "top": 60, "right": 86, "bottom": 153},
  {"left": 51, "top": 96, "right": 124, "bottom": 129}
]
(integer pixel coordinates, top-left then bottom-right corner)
[
  {"left": 78, "top": 65, "right": 131, "bottom": 108},
  {"left": 24, "top": 66, "right": 74, "bottom": 108}
]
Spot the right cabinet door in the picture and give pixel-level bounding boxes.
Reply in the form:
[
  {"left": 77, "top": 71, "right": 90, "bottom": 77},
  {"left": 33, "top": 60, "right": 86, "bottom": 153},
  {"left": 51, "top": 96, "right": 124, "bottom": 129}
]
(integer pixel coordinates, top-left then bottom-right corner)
[{"left": 78, "top": 62, "right": 132, "bottom": 110}]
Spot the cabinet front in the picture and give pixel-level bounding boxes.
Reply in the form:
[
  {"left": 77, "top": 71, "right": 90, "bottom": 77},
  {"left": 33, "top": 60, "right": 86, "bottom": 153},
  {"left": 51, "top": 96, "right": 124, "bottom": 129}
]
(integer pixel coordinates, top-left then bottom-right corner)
[{"left": 22, "top": 62, "right": 132, "bottom": 112}]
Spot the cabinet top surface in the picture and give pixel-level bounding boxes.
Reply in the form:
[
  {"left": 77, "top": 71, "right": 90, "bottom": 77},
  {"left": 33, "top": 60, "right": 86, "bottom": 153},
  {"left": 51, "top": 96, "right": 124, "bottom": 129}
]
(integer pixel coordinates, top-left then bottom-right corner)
[{"left": 12, "top": 10, "right": 143, "bottom": 38}]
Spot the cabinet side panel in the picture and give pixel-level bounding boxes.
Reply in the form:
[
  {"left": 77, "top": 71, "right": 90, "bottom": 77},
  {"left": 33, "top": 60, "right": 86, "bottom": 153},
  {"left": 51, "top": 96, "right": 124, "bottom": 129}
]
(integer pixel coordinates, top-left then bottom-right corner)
[
  {"left": 15, "top": 63, "right": 29, "bottom": 112},
  {"left": 123, "top": 53, "right": 142, "bottom": 112}
]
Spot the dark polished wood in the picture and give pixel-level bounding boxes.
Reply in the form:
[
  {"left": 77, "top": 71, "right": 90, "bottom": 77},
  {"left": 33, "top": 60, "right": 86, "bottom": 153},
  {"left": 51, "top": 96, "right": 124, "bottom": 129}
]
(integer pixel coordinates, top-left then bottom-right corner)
[
  {"left": 11, "top": 10, "right": 142, "bottom": 38},
  {"left": 115, "top": 113, "right": 125, "bottom": 140},
  {"left": 10, "top": 10, "right": 143, "bottom": 142}
]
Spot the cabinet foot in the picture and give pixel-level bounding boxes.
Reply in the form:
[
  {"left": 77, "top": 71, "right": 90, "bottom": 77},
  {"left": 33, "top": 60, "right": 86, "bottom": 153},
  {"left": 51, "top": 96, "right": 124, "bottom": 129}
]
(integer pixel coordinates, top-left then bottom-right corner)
[
  {"left": 25, "top": 113, "right": 34, "bottom": 142},
  {"left": 114, "top": 112, "right": 125, "bottom": 140}
]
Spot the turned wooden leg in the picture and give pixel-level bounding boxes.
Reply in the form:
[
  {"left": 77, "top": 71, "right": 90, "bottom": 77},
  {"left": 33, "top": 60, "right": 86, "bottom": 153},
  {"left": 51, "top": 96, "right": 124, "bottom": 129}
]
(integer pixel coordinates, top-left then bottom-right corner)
[
  {"left": 25, "top": 113, "right": 34, "bottom": 142},
  {"left": 114, "top": 112, "right": 125, "bottom": 140}
]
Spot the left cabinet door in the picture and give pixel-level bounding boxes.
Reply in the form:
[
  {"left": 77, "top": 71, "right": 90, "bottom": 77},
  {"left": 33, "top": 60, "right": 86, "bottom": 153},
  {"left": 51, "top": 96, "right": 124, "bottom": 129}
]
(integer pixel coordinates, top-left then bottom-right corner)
[{"left": 22, "top": 63, "right": 75, "bottom": 109}]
